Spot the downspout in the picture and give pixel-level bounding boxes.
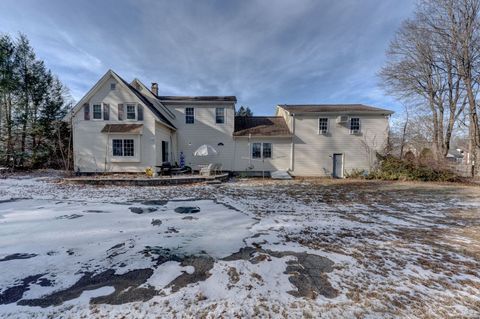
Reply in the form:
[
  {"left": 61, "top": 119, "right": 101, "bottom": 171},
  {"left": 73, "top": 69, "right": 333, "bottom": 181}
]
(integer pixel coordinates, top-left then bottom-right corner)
[{"left": 290, "top": 113, "right": 295, "bottom": 172}]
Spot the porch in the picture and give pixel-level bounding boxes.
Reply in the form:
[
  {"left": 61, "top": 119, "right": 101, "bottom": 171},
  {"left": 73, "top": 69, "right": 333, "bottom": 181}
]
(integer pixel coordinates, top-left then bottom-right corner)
[{"left": 63, "top": 173, "right": 229, "bottom": 186}]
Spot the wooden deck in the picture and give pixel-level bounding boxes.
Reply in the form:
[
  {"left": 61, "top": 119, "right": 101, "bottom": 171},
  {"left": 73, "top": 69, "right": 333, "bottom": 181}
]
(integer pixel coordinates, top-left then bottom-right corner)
[{"left": 63, "top": 173, "right": 229, "bottom": 186}]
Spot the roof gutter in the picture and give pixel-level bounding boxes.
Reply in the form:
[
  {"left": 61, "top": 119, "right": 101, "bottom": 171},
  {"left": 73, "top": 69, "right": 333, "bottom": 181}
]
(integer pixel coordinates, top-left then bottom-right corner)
[{"left": 290, "top": 113, "right": 295, "bottom": 172}]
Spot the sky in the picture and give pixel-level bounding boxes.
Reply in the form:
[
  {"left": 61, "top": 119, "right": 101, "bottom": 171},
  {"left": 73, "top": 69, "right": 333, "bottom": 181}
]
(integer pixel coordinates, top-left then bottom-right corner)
[{"left": 0, "top": 0, "right": 416, "bottom": 115}]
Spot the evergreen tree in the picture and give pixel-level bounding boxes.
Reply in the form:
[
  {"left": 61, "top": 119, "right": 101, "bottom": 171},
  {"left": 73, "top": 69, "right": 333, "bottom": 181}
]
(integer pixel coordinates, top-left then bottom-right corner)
[
  {"left": 0, "top": 33, "right": 72, "bottom": 169},
  {"left": 235, "top": 105, "right": 253, "bottom": 117}
]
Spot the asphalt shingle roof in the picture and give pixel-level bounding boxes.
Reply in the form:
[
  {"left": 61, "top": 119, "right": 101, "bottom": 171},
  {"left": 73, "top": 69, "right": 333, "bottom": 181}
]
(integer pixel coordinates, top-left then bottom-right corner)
[
  {"left": 159, "top": 96, "right": 237, "bottom": 102},
  {"left": 278, "top": 104, "right": 393, "bottom": 114},
  {"left": 233, "top": 116, "right": 291, "bottom": 137}
]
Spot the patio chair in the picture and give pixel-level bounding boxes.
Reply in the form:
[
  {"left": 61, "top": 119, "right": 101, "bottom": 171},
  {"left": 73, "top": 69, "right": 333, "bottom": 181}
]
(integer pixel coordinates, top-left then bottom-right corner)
[
  {"left": 199, "top": 163, "right": 214, "bottom": 176},
  {"left": 213, "top": 163, "right": 223, "bottom": 175}
]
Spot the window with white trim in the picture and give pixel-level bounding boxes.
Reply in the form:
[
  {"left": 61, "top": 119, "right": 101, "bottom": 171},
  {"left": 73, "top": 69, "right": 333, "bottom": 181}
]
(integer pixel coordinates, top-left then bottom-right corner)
[
  {"left": 318, "top": 118, "right": 328, "bottom": 134},
  {"left": 350, "top": 117, "right": 360, "bottom": 134},
  {"left": 216, "top": 107, "right": 225, "bottom": 124},
  {"left": 185, "top": 107, "right": 194, "bottom": 124},
  {"left": 262, "top": 143, "right": 272, "bottom": 158},
  {"left": 93, "top": 104, "right": 102, "bottom": 119},
  {"left": 252, "top": 142, "right": 272, "bottom": 159},
  {"left": 126, "top": 104, "right": 136, "bottom": 120},
  {"left": 112, "top": 139, "right": 123, "bottom": 156},
  {"left": 112, "top": 139, "right": 135, "bottom": 157}
]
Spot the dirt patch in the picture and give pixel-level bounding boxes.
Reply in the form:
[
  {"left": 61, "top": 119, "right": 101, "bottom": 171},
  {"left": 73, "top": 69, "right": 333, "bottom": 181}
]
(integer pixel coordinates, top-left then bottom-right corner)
[
  {"left": 55, "top": 214, "right": 83, "bottom": 220},
  {"left": 18, "top": 268, "right": 155, "bottom": 307},
  {"left": 174, "top": 206, "right": 200, "bottom": 214},
  {"left": 182, "top": 216, "right": 198, "bottom": 220},
  {"left": 151, "top": 219, "right": 162, "bottom": 226},
  {"left": 84, "top": 209, "right": 110, "bottom": 213},
  {"left": 224, "top": 247, "right": 338, "bottom": 299},
  {"left": 167, "top": 255, "right": 215, "bottom": 292},
  {"left": 0, "top": 253, "right": 37, "bottom": 262},
  {"left": 227, "top": 267, "right": 240, "bottom": 286},
  {"left": 142, "top": 247, "right": 215, "bottom": 292},
  {"left": 141, "top": 200, "right": 168, "bottom": 206},
  {"left": 0, "top": 274, "right": 47, "bottom": 304},
  {"left": 273, "top": 251, "right": 337, "bottom": 299},
  {"left": 129, "top": 207, "right": 158, "bottom": 214}
]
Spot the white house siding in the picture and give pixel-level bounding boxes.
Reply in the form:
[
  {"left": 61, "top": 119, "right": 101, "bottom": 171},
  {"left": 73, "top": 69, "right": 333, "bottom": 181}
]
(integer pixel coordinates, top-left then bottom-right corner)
[
  {"left": 166, "top": 103, "right": 236, "bottom": 171},
  {"left": 232, "top": 137, "right": 291, "bottom": 172},
  {"left": 155, "top": 122, "right": 175, "bottom": 166},
  {"left": 275, "top": 107, "right": 293, "bottom": 130},
  {"left": 290, "top": 114, "right": 390, "bottom": 177},
  {"left": 72, "top": 74, "right": 167, "bottom": 173}
]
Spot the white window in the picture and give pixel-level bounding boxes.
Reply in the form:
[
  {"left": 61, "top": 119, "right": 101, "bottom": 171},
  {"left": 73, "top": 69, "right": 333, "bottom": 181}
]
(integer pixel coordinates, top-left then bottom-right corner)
[
  {"left": 185, "top": 107, "right": 194, "bottom": 124},
  {"left": 262, "top": 143, "right": 272, "bottom": 158},
  {"left": 252, "top": 143, "right": 272, "bottom": 159},
  {"left": 123, "top": 139, "right": 134, "bottom": 156},
  {"left": 318, "top": 118, "right": 328, "bottom": 134},
  {"left": 126, "top": 104, "right": 136, "bottom": 120},
  {"left": 216, "top": 107, "right": 225, "bottom": 124},
  {"left": 112, "top": 139, "right": 135, "bottom": 157},
  {"left": 252, "top": 143, "right": 262, "bottom": 159},
  {"left": 112, "top": 139, "right": 123, "bottom": 156},
  {"left": 92, "top": 104, "right": 102, "bottom": 120},
  {"left": 350, "top": 118, "right": 360, "bottom": 134}
]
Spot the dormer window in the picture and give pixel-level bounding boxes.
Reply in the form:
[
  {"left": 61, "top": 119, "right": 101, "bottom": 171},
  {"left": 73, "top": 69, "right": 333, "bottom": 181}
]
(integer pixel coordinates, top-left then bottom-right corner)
[
  {"left": 126, "top": 104, "right": 137, "bottom": 120},
  {"left": 110, "top": 83, "right": 116, "bottom": 90}
]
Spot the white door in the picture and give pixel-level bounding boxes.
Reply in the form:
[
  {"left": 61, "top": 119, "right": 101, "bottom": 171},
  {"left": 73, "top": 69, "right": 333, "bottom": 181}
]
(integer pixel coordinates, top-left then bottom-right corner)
[{"left": 333, "top": 153, "right": 344, "bottom": 178}]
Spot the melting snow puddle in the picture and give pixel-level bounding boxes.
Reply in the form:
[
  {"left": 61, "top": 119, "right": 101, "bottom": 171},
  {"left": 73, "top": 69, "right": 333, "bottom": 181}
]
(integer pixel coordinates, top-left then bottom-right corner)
[{"left": 0, "top": 198, "right": 256, "bottom": 311}]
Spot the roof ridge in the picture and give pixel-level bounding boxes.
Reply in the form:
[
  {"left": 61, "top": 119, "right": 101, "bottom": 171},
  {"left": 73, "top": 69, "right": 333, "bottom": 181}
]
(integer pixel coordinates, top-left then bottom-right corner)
[{"left": 235, "top": 115, "right": 283, "bottom": 118}]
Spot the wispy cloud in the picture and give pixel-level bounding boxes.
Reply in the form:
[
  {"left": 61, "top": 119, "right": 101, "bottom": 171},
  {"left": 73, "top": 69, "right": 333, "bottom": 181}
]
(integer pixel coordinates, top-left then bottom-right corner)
[{"left": 0, "top": 0, "right": 415, "bottom": 114}]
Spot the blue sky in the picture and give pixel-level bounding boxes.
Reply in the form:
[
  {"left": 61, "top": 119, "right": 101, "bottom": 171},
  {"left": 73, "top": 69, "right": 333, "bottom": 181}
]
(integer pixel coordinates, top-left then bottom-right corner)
[{"left": 0, "top": 0, "right": 416, "bottom": 115}]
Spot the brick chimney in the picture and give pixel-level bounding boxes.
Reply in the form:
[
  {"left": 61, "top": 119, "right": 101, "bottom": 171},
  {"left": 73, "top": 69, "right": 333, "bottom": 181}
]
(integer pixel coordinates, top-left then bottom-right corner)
[{"left": 151, "top": 83, "right": 158, "bottom": 96}]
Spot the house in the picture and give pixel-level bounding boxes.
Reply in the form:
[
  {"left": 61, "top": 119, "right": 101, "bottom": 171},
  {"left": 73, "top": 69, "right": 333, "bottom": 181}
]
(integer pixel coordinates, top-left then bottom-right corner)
[{"left": 64, "top": 70, "right": 393, "bottom": 177}]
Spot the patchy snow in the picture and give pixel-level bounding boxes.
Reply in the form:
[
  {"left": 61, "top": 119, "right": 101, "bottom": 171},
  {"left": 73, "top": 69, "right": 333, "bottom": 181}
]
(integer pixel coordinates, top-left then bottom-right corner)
[{"left": 0, "top": 173, "right": 480, "bottom": 318}]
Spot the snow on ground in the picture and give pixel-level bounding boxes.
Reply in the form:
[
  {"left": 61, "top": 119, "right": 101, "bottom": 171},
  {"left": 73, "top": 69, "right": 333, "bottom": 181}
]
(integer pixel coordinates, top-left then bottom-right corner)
[{"left": 0, "top": 172, "right": 480, "bottom": 318}]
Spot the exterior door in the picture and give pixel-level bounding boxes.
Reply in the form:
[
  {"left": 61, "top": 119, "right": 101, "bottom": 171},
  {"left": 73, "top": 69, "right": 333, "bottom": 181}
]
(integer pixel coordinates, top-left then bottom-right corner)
[
  {"left": 161, "top": 141, "right": 169, "bottom": 163},
  {"left": 333, "top": 153, "right": 344, "bottom": 178}
]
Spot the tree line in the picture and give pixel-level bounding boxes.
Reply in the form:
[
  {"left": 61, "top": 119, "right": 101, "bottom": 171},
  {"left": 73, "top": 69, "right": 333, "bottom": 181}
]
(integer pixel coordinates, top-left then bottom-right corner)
[
  {"left": 381, "top": 0, "right": 480, "bottom": 176},
  {"left": 0, "top": 33, "right": 72, "bottom": 170}
]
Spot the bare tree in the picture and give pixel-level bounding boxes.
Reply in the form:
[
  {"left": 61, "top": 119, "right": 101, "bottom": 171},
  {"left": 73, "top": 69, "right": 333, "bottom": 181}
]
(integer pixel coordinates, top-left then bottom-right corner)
[
  {"left": 419, "top": 0, "right": 480, "bottom": 175},
  {"left": 381, "top": 0, "right": 475, "bottom": 169}
]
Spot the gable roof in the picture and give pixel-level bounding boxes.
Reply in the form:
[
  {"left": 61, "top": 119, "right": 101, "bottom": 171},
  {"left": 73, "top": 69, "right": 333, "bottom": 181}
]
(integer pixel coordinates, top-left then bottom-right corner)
[
  {"left": 278, "top": 104, "right": 393, "bottom": 115},
  {"left": 130, "top": 79, "right": 176, "bottom": 119},
  {"left": 63, "top": 70, "right": 176, "bottom": 129},
  {"left": 233, "top": 116, "right": 291, "bottom": 137},
  {"left": 111, "top": 71, "right": 176, "bottom": 129},
  {"left": 159, "top": 96, "right": 237, "bottom": 102}
]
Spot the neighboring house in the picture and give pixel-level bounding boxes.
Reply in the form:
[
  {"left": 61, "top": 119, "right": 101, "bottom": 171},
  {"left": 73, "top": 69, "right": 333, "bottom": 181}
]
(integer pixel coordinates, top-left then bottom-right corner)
[{"left": 64, "top": 70, "right": 393, "bottom": 177}]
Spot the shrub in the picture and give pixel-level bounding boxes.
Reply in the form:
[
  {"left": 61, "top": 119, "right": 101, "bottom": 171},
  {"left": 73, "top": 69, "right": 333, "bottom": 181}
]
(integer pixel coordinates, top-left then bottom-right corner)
[
  {"left": 369, "top": 155, "right": 457, "bottom": 182},
  {"left": 345, "top": 169, "right": 368, "bottom": 179}
]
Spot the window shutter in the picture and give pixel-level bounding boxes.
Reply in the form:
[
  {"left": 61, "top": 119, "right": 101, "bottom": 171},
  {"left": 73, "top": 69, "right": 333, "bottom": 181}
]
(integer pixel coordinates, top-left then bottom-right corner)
[
  {"left": 103, "top": 103, "right": 110, "bottom": 121},
  {"left": 83, "top": 103, "right": 90, "bottom": 120},
  {"left": 118, "top": 104, "right": 124, "bottom": 121},
  {"left": 137, "top": 105, "right": 144, "bottom": 121}
]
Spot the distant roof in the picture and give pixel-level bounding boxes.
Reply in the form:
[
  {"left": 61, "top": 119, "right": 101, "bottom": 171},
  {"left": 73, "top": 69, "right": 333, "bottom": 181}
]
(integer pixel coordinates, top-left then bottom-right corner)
[
  {"left": 111, "top": 71, "right": 176, "bottom": 129},
  {"left": 101, "top": 124, "right": 143, "bottom": 134},
  {"left": 159, "top": 96, "right": 237, "bottom": 102},
  {"left": 233, "top": 116, "right": 291, "bottom": 137},
  {"left": 278, "top": 104, "right": 393, "bottom": 114}
]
